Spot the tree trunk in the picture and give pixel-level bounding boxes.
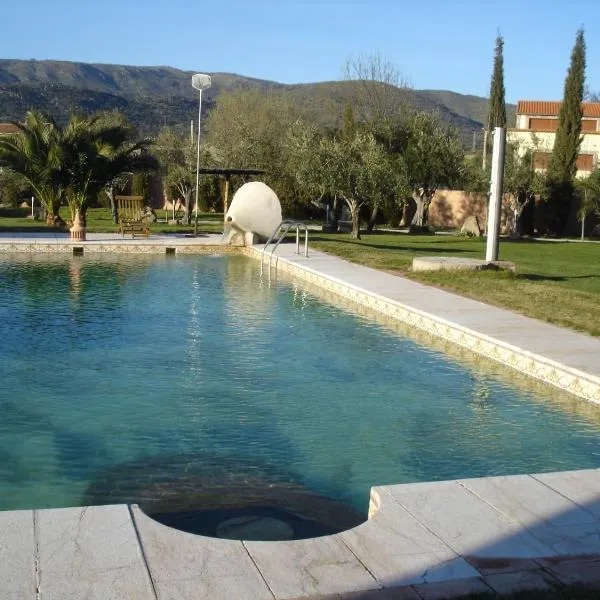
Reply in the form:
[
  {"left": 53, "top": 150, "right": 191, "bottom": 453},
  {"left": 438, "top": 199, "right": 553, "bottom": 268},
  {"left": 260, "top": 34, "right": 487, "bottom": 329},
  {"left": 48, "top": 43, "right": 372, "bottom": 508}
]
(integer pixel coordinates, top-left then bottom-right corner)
[
  {"left": 107, "top": 187, "right": 118, "bottom": 224},
  {"left": 330, "top": 195, "right": 339, "bottom": 232},
  {"left": 349, "top": 200, "right": 361, "bottom": 240},
  {"left": 412, "top": 191, "right": 425, "bottom": 228},
  {"left": 183, "top": 190, "right": 193, "bottom": 225},
  {"left": 366, "top": 205, "right": 378, "bottom": 233},
  {"left": 45, "top": 197, "right": 64, "bottom": 227},
  {"left": 411, "top": 189, "right": 434, "bottom": 229}
]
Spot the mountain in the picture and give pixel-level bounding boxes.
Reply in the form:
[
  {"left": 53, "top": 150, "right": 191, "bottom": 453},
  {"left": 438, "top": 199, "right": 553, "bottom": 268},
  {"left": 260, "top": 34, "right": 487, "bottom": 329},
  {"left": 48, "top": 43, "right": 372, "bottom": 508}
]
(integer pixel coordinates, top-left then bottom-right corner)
[
  {"left": 419, "top": 89, "right": 516, "bottom": 129},
  {"left": 0, "top": 59, "right": 514, "bottom": 144}
]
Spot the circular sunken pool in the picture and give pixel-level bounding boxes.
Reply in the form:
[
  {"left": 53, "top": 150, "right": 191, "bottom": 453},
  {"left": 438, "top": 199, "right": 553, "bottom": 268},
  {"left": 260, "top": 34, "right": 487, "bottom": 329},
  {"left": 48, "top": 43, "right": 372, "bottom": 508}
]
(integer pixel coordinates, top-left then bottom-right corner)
[{"left": 84, "top": 452, "right": 364, "bottom": 541}]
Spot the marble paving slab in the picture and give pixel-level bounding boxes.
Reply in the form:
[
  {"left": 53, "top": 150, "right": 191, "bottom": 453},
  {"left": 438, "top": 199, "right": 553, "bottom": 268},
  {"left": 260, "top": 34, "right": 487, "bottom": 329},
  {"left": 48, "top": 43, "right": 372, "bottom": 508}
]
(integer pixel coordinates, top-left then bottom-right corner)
[
  {"left": 131, "top": 506, "right": 273, "bottom": 600},
  {"left": 36, "top": 505, "right": 155, "bottom": 600},
  {"left": 1, "top": 470, "right": 600, "bottom": 598},
  {"left": 245, "top": 534, "right": 379, "bottom": 599},
  {"left": 0, "top": 510, "right": 35, "bottom": 599},
  {"left": 379, "top": 480, "right": 557, "bottom": 558}
]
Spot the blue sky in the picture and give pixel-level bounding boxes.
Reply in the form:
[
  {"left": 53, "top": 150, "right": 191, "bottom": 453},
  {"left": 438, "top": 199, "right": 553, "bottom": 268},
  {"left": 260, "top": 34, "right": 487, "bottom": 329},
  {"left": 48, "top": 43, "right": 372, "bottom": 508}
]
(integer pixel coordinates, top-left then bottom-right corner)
[{"left": 2, "top": 0, "right": 599, "bottom": 104}]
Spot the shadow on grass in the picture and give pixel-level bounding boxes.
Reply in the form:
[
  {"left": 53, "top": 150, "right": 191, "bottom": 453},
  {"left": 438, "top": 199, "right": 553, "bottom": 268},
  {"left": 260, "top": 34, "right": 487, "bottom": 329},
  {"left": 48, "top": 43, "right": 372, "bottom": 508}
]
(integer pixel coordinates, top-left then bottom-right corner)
[
  {"left": 310, "top": 237, "right": 480, "bottom": 255},
  {"left": 518, "top": 274, "right": 600, "bottom": 283}
]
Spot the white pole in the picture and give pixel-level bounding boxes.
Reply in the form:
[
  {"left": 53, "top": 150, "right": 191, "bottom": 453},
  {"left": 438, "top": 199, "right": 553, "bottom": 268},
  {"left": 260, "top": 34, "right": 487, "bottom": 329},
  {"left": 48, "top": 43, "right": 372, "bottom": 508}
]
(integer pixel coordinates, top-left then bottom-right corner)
[
  {"left": 194, "top": 89, "right": 202, "bottom": 237},
  {"left": 581, "top": 189, "right": 587, "bottom": 241},
  {"left": 31, "top": 196, "right": 34, "bottom": 218},
  {"left": 482, "top": 128, "right": 489, "bottom": 171},
  {"left": 485, "top": 127, "right": 506, "bottom": 262}
]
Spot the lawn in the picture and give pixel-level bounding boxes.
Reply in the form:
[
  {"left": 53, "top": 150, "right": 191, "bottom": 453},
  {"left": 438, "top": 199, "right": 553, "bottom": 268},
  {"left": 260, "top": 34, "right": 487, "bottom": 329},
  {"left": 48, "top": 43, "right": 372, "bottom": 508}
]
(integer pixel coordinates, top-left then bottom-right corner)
[
  {"left": 310, "top": 232, "right": 600, "bottom": 337},
  {"left": 0, "top": 206, "right": 225, "bottom": 235},
  {"left": 455, "top": 587, "right": 599, "bottom": 600}
]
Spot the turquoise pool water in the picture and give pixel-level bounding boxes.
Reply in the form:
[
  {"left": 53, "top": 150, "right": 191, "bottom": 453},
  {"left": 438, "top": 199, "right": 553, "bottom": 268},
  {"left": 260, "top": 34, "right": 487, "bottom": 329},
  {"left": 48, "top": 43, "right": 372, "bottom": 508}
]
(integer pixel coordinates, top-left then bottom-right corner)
[{"left": 1, "top": 254, "right": 599, "bottom": 528}]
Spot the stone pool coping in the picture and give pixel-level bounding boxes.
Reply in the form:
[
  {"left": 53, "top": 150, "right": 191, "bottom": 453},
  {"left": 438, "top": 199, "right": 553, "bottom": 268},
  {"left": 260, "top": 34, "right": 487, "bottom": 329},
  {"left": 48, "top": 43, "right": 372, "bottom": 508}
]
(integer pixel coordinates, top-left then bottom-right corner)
[
  {"left": 244, "top": 243, "right": 600, "bottom": 405},
  {"left": 3, "top": 469, "right": 600, "bottom": 599}
]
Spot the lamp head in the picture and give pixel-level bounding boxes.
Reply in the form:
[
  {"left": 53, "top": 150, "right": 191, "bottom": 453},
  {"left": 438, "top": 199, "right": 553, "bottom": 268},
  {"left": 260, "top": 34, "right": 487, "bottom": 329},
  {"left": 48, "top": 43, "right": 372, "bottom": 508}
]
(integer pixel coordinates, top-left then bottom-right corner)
[{"left": 192, "top": 73, "right": 212, "bottom": 91}]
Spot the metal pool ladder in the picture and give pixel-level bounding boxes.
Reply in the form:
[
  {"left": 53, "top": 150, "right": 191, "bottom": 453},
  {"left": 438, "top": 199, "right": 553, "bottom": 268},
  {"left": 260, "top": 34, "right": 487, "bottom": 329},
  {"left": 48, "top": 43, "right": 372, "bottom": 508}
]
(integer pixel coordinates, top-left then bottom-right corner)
[{"left": 261, "top": 220, "right": 309, "bottom": 274}]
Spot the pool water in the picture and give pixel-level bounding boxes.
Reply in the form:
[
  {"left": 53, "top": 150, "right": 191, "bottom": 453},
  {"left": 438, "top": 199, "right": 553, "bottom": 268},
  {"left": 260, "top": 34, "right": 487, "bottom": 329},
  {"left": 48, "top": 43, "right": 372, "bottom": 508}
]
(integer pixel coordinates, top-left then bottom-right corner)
[{"left": 1, "top": 255, "right": 599, "bottom": 536}]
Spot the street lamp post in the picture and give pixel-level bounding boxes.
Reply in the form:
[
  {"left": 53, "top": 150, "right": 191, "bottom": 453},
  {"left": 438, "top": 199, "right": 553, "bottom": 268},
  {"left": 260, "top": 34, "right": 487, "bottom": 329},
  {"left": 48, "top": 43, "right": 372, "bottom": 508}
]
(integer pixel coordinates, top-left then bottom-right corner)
[{"left": 191, "top": 73, "right": 212, "bottom": 237}]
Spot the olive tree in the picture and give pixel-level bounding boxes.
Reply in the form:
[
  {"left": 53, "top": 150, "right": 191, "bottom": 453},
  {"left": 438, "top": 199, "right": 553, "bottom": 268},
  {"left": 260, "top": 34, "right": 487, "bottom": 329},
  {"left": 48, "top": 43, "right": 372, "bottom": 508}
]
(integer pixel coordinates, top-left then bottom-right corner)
[
  {"left": 154, "top": 128, "right": 196, "bottom": 224},
  {"left": 289, "top": 124, "right": 406, "bottom": 239},
  {"left": 403, "top": 111, "right": 464, "bottom": 228},
  {"left": 206, "top": 89, "right": 306, "bottom": 214},
  {"left": 502, "top": 145, "right": 543, "bottom": 236},
  {"left": 578, "top": 168, "right": 600, "bottom": 232},
  {"left": 344, "top": 53, "right": 411, "bottom": 229}
]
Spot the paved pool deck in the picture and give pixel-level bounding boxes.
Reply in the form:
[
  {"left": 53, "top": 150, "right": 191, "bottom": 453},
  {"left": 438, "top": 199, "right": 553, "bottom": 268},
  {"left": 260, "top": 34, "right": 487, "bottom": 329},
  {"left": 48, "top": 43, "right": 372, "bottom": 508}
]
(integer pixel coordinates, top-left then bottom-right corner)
[
  {"left": 3, "top": 470, "right": 600, "bottom": 599},
  {"left": 1, "top": 233, "right": 600, "bottom": 598}
]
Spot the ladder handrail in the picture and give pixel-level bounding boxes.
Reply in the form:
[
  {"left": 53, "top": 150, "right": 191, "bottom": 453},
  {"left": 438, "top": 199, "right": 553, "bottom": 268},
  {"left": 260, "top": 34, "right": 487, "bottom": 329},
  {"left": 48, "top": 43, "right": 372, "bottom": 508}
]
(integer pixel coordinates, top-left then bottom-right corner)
[{"left": 261, "top": 220, "right": 309, "bottom": 274}]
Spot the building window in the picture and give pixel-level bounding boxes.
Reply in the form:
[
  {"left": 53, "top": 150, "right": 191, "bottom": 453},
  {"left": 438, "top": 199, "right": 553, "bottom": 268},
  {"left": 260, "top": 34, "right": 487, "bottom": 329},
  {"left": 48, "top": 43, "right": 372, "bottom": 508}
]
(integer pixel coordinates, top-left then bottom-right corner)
[
  {"left": 576, "top": 154, "right": 594, "bottom": 172},
  {"left": 534, "top": 152, "right": 594, "bottom": 172},
  {"left": 529, "top": 118, "right": 558, "bottom": 131},
  {"left": 581, "top": 120, "right": 598, "bottom": 133}
]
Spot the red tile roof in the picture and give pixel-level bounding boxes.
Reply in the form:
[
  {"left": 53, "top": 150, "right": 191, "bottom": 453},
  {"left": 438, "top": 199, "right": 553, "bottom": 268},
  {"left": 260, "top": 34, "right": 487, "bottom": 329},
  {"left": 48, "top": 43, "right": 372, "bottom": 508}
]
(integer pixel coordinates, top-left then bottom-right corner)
[
  {"left": 0, "top": 123, "right": 20, "bottom": 134},
  {"left": 517, "top": 101, "right": 600, "bottom": 118}
]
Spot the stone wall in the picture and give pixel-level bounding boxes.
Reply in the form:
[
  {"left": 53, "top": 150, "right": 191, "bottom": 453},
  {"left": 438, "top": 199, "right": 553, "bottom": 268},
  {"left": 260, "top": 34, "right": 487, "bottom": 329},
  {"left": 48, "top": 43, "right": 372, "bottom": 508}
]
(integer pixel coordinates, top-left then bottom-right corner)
[{"left": 428, "top": 190, "right": 514, "bottom": 232}]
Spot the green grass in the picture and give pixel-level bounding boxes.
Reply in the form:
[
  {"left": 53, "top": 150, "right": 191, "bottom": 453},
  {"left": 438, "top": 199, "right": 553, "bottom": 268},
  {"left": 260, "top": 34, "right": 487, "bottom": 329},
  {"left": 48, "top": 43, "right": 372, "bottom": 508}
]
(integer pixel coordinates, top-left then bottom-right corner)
[
  {"left": 310, "top": 232, "right": 600, "bottom": 337},
  {"left": 0, "top": 207, "right": 225, "bottom": 235},
  {"left": 456, "top": 587, "right": 599, "bottom": 600}
]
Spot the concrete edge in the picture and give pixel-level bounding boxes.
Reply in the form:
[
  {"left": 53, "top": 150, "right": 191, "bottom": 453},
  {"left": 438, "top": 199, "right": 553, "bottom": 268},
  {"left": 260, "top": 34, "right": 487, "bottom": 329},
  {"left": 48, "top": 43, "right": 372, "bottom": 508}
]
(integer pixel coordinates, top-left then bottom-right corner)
[{"left": 243, "top": 246, "right": 600, "bottom": 405}]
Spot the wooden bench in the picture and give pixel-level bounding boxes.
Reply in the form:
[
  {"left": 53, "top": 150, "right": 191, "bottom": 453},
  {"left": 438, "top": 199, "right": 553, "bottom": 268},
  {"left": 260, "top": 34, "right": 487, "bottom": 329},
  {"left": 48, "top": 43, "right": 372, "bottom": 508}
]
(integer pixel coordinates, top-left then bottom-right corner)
[{"left": 116, "top": 195, "right": 150, "bottom": 238}]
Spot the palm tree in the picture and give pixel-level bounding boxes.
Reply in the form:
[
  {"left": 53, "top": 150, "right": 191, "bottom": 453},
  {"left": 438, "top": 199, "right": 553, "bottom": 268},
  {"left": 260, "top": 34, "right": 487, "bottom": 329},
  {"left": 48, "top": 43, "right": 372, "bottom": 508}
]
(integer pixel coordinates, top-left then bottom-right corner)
[
  {"left": 0, "top": 111, "right": 67, "bottom": 225},
  {"left": 0, "top": 110, "right": 158, "bottom": 228},
  {"left": 93, "top": 111, "right": 158, "bottom": 224},
  {"left": 62, "top": 114, "right": 158, "bottom": 224}
]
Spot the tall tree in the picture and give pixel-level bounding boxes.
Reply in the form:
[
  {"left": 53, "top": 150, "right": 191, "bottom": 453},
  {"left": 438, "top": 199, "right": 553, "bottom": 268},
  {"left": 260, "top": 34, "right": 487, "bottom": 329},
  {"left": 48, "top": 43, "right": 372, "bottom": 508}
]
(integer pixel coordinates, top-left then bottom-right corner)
[
  {"left": 62, "top": 115, "right": 157, "bottom": 223},
  {"left": 487, "top": 33, "right": 507, "bottom": 142},
  {"left": 154, "top": 128, "right": 199, "bottom": 224},
  {"left": 0, "top": 111, "right": 66, "bottom": 224},
  {"left": 403, "top": 111, "right": 464, "bottom": 228},
  {"left": 343, "top": 52, "right": 410, "bottom": 134},
  {"left": 502, "top": 145, "right": 543, "bottom": 237},
  {"left": 288, "top": 125, "right": 407, "bottom": 239},
  {"left": 344, "top": 54, "right": 411, "bottom": 230},
  {"left": 205, "top": 89, "right": 306, "bottom": 215},
  {"left": 545, "top": 28, "right": 586, "bottom": 235},
  {"left": 577, "top": 168, "right": 600, "bottom": 226}
]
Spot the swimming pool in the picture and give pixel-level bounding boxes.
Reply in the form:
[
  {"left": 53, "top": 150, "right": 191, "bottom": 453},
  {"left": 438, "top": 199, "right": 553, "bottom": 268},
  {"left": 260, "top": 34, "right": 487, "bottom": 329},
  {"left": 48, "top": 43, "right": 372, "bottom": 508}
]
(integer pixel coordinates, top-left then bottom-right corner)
[{"left": 1, "top": 254, "right": 599, "bottom": 538}]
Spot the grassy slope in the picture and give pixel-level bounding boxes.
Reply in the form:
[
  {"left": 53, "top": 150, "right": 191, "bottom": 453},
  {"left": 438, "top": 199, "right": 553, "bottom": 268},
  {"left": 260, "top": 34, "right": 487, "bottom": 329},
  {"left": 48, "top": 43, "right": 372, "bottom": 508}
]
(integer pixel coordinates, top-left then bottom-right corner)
[{"left": 310, "top": 233, "right": 600, "bottom": 337}]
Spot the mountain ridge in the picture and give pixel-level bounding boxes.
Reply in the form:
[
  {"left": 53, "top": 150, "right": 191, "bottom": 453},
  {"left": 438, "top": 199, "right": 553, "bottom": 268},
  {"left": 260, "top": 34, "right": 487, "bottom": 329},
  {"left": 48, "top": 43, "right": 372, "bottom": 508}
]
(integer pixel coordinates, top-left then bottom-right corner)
[{"left": 0, "top": 58, "right": 515, "bottom": 143}]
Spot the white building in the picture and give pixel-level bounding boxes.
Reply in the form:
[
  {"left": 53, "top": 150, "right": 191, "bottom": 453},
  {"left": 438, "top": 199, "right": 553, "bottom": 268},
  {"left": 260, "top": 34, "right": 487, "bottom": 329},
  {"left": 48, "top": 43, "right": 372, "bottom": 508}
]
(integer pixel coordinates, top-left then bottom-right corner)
[{"left": 508, "top": 100, "right": 600, "bottom": 177}]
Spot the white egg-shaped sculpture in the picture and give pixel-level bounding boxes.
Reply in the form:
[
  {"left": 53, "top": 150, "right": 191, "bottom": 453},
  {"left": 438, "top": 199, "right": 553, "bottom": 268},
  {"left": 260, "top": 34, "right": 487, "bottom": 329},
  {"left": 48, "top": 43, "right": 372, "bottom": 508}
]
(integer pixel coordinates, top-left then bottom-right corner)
[{"left": 225, "top": 182, "right": 282, "bottom": 240}]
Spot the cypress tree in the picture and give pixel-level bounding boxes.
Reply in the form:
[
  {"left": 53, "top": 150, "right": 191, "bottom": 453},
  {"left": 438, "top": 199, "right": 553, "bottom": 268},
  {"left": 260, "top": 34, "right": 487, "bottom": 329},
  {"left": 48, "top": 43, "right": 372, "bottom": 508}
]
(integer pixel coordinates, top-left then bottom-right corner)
[
  {"left": 342, "top": 101, "right": 356, "bottom": 139},
  {"left": 487, "top": 33, "right": 507, "bottom": 139},
  {"left": 545, "top": 29, "right": 586, "bottom": 235}
]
